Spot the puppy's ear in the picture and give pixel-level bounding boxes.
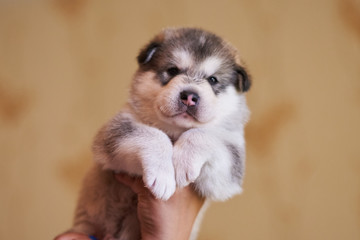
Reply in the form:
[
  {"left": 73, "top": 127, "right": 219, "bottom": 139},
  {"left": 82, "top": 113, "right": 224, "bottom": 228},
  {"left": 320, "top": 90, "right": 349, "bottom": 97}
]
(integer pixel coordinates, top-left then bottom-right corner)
[
  {"left": 137, "top": 41, "right": 161, "bottom": 65},
  {"left": 235, "top": 65, "right": 251, "bottom": 92}
]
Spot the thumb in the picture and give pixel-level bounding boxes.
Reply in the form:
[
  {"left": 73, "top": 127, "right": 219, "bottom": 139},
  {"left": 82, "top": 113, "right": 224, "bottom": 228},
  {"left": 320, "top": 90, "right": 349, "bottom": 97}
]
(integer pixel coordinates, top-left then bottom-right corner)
[{"left": 115, "top": 173, "right": 145, "bottom": 194}]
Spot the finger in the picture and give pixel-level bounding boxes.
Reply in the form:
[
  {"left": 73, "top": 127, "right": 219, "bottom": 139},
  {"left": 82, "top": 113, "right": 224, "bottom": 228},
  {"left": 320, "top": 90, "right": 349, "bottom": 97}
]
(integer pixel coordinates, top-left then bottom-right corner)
[
  {"left": 115, "top": 173, "right": 145, "bottom": 194},
  {"left": 54, "top": 232, "right": 92, "bottom": 240}
]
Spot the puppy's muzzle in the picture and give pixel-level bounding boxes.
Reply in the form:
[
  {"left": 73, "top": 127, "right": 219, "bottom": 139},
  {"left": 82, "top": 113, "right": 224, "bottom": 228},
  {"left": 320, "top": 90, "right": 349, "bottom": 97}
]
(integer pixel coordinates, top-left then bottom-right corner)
[{"left": 180, "top": 90, "right": 200, "bottom": 107}]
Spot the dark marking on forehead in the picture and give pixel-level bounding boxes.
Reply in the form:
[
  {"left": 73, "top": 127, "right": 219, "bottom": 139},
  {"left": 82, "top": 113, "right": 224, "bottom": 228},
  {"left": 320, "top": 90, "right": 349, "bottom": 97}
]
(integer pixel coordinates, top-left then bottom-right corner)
[
  {"left": 165, "top": 28, "right": 234, "bottom": 62},
  {"left": 137, "top": 28, "right": 245, "bottom": 93},
  {"left": 143, "top": 28, "right": 235, "bottom": 70}
]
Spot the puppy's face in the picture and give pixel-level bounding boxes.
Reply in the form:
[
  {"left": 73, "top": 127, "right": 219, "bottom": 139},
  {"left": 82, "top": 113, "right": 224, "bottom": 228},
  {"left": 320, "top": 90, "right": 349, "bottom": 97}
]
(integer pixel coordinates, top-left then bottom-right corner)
[{"left": 129, "top": 28, "right": 251, "bottom": 130}]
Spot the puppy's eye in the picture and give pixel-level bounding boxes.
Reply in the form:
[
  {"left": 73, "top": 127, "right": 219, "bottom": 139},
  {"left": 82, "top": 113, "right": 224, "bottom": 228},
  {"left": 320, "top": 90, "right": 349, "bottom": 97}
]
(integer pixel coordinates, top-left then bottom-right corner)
[
  {"left": 167, "top": 67, "right": 180, "bottom": 77},
  {"left": 207, "top": 76, "right": 218, "bottom": 85}
]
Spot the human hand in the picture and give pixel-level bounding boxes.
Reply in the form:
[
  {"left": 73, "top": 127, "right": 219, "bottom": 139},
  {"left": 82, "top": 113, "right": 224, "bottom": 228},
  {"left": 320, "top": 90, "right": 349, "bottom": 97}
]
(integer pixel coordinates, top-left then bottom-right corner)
[
  {"left": 55, "top": 173, "right": 204, "bottom": 240},
  {"left": 115, "top": 173, "right": 205, "bottom": 240},
  {"left": 54, "top": 232, "right": 95, "bottom": 240}
]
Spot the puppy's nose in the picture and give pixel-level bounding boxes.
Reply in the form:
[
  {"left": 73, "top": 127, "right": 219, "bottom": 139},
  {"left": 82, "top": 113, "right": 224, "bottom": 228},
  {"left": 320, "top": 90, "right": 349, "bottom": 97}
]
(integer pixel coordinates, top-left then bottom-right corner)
[{"left": 180, "top": 91, "right": 200, "bottom": 106}]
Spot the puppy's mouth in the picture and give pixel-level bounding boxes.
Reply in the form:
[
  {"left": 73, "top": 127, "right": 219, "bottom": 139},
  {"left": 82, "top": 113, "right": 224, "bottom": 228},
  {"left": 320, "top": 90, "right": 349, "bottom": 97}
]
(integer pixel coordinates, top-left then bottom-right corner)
[
  {"left": 171, "top": 110, "right": 198, "bottom": 121},
  {"left": 158, "top": 104, "right": 199, "bottom": 122}
]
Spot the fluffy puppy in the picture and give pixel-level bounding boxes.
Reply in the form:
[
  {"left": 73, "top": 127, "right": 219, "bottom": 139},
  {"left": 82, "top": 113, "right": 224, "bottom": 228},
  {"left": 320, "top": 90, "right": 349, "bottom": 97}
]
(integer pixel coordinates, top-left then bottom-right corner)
[{"left": 68, "top": 27, "right": 251, "bottom": 240}]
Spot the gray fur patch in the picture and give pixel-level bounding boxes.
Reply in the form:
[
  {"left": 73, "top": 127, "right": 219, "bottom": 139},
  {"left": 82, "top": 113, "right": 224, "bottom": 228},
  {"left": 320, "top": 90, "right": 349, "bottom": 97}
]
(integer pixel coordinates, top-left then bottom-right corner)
[
  {"left": 103, "top": 117, "right": 136, "bottom": 158},
  {"left": 226, "top": 144, "right": 244, "bottom": 183}
]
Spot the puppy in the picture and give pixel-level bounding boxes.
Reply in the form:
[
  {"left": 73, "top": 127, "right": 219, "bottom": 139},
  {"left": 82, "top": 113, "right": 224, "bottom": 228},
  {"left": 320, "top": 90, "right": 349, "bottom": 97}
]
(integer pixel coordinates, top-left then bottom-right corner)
[{"left": 68, "top": 27, "right": 251, "bottom": 240}]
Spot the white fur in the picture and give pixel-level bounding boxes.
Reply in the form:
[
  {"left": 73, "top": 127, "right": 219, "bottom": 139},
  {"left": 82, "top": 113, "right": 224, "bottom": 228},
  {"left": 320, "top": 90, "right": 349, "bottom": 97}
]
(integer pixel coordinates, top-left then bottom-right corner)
[
  {"left": 95, "top": 114, "right": 176, "bottom": 200},
  {"left": 199, "top": 56, "right": 222, "bottom": 76},
  {"left": 173, "top": 49, "right": 193, "bottom": 69}
]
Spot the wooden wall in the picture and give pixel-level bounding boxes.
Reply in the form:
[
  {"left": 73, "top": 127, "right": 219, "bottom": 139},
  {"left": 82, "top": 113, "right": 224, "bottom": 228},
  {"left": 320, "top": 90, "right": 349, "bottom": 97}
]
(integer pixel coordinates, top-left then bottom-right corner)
[{"left": 0, "top": 0, "right": 359, "bottom": 239}]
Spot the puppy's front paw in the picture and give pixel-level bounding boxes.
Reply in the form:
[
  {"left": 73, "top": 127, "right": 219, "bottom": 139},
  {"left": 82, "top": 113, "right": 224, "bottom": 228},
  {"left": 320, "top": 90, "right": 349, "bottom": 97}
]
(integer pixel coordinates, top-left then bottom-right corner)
[
  {"left": 143, "top": 163, "right": 176, "bottom": 200},
  {"left": 173, "top": 147, "right": 202, "bottom": 188},
  {"left": 141, "top": 137, "right": 176, "bottom": 200}
]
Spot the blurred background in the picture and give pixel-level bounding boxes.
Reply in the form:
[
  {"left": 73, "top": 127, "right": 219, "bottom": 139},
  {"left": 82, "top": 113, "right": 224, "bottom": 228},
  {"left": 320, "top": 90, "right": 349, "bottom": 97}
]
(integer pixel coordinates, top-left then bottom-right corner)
[{"left": 0, "top": 0, "right": 359, "bottom": 239}]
